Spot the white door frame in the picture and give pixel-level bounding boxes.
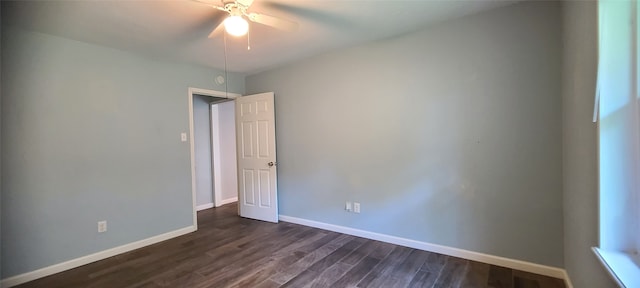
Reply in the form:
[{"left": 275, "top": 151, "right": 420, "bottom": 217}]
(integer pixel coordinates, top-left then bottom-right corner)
[
  {"left": 210, "top": 104, "right": 223, "bottom": 208},
  {"left": 188, "top": 87, "right": 240, "bottom": 227}
]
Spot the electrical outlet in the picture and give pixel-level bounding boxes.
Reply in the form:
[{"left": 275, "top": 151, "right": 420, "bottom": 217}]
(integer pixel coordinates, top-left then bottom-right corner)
[
  {"left": 354, "top": 202, "right": 361, "bottom": 213},
  {"left": 345, "top": 201, "right": 352, "bottom": 212},
  {"left": 98, "top": 221, "right": 107, "bottom": 233},
  {"left": 181, "top": 132, "right": 187, "bottom": 142}
]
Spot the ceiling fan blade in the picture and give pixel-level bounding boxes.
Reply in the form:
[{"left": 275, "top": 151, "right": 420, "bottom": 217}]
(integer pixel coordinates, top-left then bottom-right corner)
[
  {"left": 208, "top": 17, "right": 226, "bottom": 38},
  {"left": 247, "top": 12, "right": 298, "bottom": 32},
  {"left": 262, "top": 1, "right": 352, "bottom": 29},
  {"left": 166, "top": 9, "right": 226, "bottom": 45},
  {"left": 236, "top": 0, "right": 254, "bottom": 8},
  {"left": 190, "top": 0, "right": 227, "bottom": 12}
]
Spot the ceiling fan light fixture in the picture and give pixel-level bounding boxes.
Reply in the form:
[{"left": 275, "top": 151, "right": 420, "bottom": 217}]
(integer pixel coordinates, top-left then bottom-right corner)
[{"left": 224, "top": 15, "right": 249, "bottom": 37}]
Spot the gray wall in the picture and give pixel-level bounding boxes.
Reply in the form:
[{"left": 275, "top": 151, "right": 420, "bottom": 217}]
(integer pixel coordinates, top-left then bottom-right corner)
[
  {"left": 217, "top": 101, "right": 238, "bottom": 202},
  {"left": 194, "top": 95, "right": 214, "bottom": 207},
  {"left": 247, "top": 1, "right": 564, "bottom": 267},
  {"left": 561, "top": 1, "right": 616, "bottom": 287},
  {"left": 0, "top": 4, "right": 3, "bottom": 278},
  {"left": 0, "top": 26, "right": 244, "bottom": 278}
]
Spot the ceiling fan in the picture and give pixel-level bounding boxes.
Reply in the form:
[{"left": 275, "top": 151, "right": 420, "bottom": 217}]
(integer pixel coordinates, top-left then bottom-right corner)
[{"left": 193, "top": 0, "right": 299, "bottom": 38}]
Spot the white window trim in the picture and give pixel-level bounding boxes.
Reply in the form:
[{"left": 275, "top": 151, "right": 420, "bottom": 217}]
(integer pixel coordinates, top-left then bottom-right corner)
[{"left": 593, "top": 248, "right": 640, "bottom": 288}]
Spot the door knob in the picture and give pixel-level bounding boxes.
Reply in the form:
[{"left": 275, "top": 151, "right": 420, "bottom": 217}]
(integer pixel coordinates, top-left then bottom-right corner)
[{"left": 268, "top": 162, "right": 277, "bottom": 167}]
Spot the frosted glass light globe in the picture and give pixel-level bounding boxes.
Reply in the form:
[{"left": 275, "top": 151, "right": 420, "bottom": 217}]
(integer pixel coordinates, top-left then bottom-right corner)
[{"left": 224, "top": 16, "right": 249, "bottom": 37}]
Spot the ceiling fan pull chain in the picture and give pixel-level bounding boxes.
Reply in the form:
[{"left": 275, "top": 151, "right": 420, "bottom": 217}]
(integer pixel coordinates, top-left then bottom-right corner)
[
  {"left": 247, "top": 24, "right": 251, "bottom": 51},
  {"left": 223, "top": 31, "right": 229, "bottom": 98}
]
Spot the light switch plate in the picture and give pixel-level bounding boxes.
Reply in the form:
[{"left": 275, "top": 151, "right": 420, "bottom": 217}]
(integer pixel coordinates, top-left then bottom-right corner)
[{"left": 181, "top": 132, "right": 187, "bottom": 142}]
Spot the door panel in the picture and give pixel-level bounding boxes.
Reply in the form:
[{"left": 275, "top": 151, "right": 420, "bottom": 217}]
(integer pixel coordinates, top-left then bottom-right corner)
[
  {"left": 259, "top": 170, "right": 271, "bottom": 207},
  {"left": 242, "top": 169, "right": 256, "bottom": 205},
  {"left": 236, "top": 92, "right": 278, "bottom": 222},
  {"left": 257, "top": 121, "right": 269, "bottom": 157}
]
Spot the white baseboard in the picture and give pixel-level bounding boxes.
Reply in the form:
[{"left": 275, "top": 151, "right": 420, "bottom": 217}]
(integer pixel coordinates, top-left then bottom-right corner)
[
  {"left": 198, "top": 198, "right": 236, "bottom": 211},
  {"left": 1, "top": 226, "right": 196, "bottom": 288},
  {"left": 279, "top": 215, "right": 568, "bottom": 280},
  {"left": 216, "top": 197, "right": 237, "bottom": 207},
  {"left": 196, "top": 203, "right": 214, "bottom": 211}
]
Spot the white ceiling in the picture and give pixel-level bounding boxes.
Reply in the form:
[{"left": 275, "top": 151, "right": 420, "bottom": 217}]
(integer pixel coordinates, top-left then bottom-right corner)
[{"left": 2, "top": 0, "right": 518, "bottom": 75}]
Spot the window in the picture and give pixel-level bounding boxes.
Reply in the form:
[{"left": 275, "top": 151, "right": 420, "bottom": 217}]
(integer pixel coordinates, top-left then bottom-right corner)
[{"left": 594, "top": 0, "right": 640, "bottom": 287}]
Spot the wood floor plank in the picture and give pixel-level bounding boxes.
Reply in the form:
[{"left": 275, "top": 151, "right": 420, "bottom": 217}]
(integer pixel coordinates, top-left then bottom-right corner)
[
  {"left": 253, "top": 279, "right": 282, "bottom": 288},
  {"left": 228, "top": 232, "right": 331, "bottom": 288},
  {"left": 134, "top": 281, "right": 164, "bottom": 288},
  {"left": 296, "top": 231, "right": 342, "bottom": 252},
  {"left": 514, "top": 276, "right": 541, "bottom": 288},
  {"left": 267, "top": 234, "right": 355, "bottom": 285},
  {"left": 331, "top": 256, "right": 381, "bottom": 288},
  {"left": 195, "top": 223, "right": 308, "bottom": 278},
  {"left": 488, "top": 264, "right": 514, "bottom": 288},
  {"left": 396, "top": 249, "right": 432, "bottom": 276},
  {"left": 461, "top": 260, "right": 491, "bottom": 288},
  {"left": 340, "top": 240, "right": 386, "bottom": 265},
  {"left": 153, "top": 270, "right": 206, "bottom": 287},
  {"left": 228, "top": 253, "right": 304, "bottom": 288},
  {"left": 125, "top": 225, "right": 268, "bottom": 287},
  {"left": 433, "top": 256, "right": 469, "bottom": 287},
  {"left": 306, "top": 262, "right": 353, "bottom": 288},
  {"left": 407, "top": 270, "right": 439, "bottom": 288},
  {"left": 280, "top": 268, "right": 322, "bottom": 288},
  {"left": 513, "top": 270, "right": 565, "bottom": 288},
  {"left": 368, "top": 241, "right": 396, "bottom": 260},
  {"left": 420, "top": 251, "right": 448, "bottom": 273},
  {"left": 355, "top": 245, "right": 413, "bottom": 287},
  {"left": 194, "top": 228, "right": 319, "bottom": 287},
  {"left": 197, "top": 229, "right": 328, "bottom": 288},
  {"left": 284, "top": 237, "right": 365, "bottom": 287},
  {"left": 307, "top": 237, "right": 367, "bottom": 272},
  {"left": 367, "top": 249, "right": 431, "bottom": 288},
  {"left": 16, "top": 203, "right": 566, "bottom": 288}
]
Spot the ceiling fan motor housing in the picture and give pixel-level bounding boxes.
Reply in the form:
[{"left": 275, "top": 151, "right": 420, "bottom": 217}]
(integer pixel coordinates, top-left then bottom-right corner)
[
  {"left": 198, "top": 0, "right": 297, "bottom": 37},
  {"left": 222, "top": 0, "right": 249, "bottom": 16}
]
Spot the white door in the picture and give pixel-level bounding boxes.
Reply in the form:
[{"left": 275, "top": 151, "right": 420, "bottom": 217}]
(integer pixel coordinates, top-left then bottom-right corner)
[{"left": 235, "top": 92, "right": 278, "bottom": 223}]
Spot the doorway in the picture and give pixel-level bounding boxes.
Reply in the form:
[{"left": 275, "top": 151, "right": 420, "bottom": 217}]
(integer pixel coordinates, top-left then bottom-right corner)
[{"left": 188, "top": 88, "right": 240, "bottom": 226}]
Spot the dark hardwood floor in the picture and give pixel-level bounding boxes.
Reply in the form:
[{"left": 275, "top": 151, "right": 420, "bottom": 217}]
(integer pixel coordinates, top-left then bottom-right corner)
[{"left": 18, "top": 203, "right": 566, "bottom": 288}]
